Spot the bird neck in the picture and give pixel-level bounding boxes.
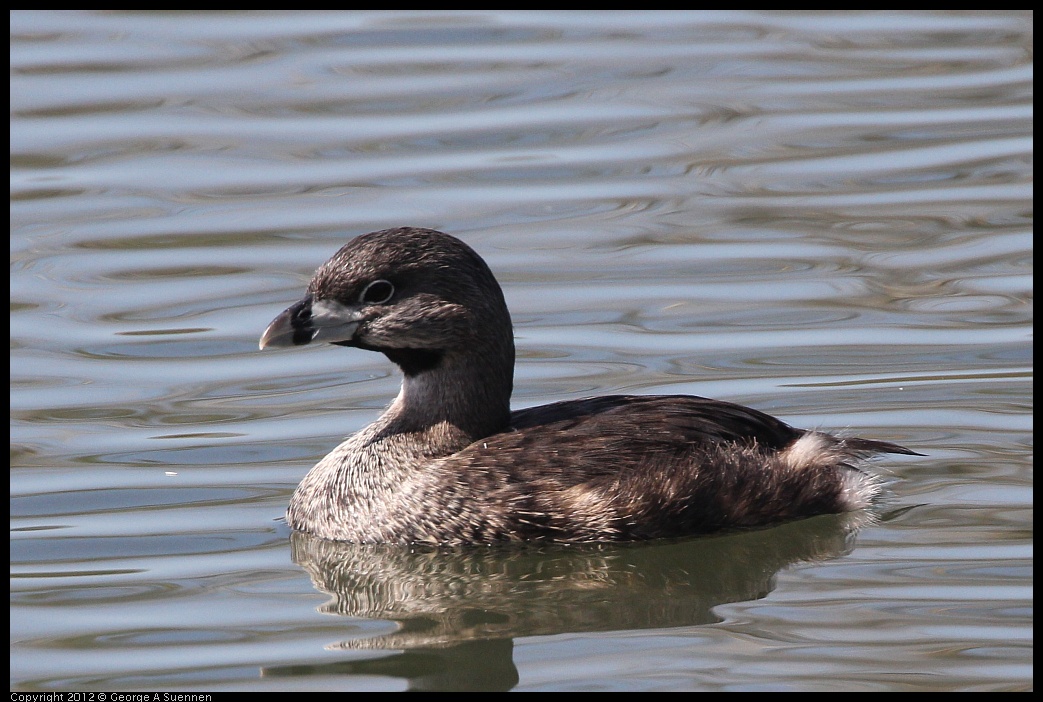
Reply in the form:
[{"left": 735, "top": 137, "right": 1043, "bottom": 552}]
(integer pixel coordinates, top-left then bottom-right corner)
[{"left": 377, "top": 342, "right": 515, "bottom": 450}]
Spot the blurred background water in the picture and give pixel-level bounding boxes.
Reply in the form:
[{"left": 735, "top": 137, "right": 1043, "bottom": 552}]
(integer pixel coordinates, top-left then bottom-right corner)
[{"left": 10, "top": 10, "right": 1032, "bottom": 691}]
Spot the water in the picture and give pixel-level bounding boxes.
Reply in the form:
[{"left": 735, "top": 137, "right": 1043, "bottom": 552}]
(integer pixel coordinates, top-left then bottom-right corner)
[{"left": 10, "top": 10, "right": 1032, "bottom": 691}]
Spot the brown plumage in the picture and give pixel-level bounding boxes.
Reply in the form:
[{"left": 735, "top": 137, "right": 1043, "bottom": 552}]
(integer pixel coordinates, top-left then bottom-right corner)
[{"left": 260, "top": 227, "right": 918, "bottom": 545}]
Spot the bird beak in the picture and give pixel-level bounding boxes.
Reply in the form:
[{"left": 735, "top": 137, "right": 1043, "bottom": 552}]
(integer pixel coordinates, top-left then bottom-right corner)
[{"left": 259, "top": 296, "right": 363, "bottom": 350}]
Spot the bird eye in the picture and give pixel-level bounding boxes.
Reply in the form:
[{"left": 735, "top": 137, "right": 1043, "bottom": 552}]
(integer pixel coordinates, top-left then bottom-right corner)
[{"left": 360, "top": 279, "right": 395, "bottom": 304}]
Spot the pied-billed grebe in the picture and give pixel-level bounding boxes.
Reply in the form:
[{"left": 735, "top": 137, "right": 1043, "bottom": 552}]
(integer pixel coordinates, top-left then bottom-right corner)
[{"left": 260, "top": 227, "right": 918, "bottom": 544}]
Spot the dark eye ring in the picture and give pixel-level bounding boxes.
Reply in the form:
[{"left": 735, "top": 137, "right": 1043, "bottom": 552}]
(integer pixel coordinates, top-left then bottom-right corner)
[{"left": 360, "top": 279, "right": 395, "bottom": 304}]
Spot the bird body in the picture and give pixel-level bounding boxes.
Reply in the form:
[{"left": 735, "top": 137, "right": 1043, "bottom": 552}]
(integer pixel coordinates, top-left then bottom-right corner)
[{"left": 261, "top": 228, "right": 917, "bottom": 545}]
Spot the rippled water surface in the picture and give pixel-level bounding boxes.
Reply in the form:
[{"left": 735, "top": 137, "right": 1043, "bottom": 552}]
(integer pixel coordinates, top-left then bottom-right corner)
[{"left": 10, "top": 10, "right": 1032, "bottom": 691}]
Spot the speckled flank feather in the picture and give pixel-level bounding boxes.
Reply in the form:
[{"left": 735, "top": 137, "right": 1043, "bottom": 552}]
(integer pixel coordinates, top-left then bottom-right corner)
[{"left": 263, "top": 227, "right": 919, "bottom": 545}]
